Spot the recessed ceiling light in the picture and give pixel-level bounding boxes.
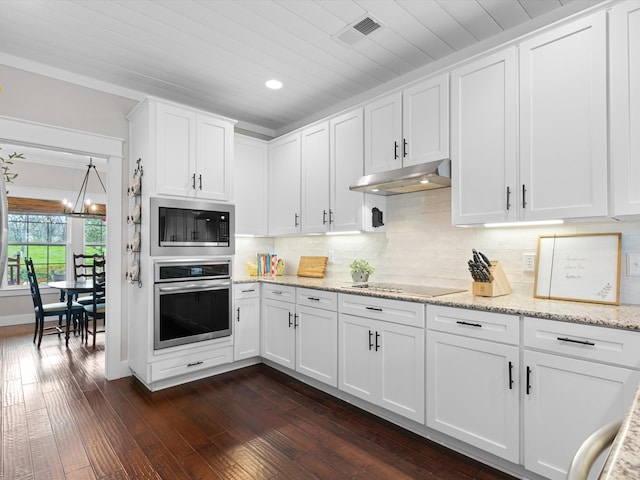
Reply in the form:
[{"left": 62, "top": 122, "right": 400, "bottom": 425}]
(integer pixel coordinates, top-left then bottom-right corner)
[{"left": 265, "top": 79, "right": 283, "bottom": 90}]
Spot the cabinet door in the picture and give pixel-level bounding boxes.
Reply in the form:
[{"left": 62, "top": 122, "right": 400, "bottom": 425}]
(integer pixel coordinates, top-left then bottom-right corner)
[
  {"left": 338, "top": 314, "right": 377, "bottom": 403},
  {"left": 261, "top": 299, "right": 295, "bottom": 369},
  {"left": 268, "top": 133, "right": 301, "bottom": 236},
  {"left": 611, "top": 2, "right": 640, "bottom": 217},
  {"left": 234, "top": 135, "right": 268, "bottom": 235},
  {"left": 156, "top": 103, "right": 196, "bottom": 197},
  {"left": 427, "top": 331, "right": 519, "bottom": 463},
  {"left": 523, "top": 350, "right": 640, "bottom": 480},
  {"left": 402, "top": 74, "right": 449, "bottom": 167},
  {"left": 364, "top": 92, "right": 402, "bottom": 174},
  {"left": 451, "top": 48, "right": 518, "bottom": 225},
  {"left": 234, "top": 296, "right": 260, "bottom": 361},
  {"left": 301, "top": 122, "right": 330, "bottom": 234},
  {"left": 377, "top": 321, "right": 425, "bottom": 423},
  {"left": 330, "top": 109, "right": 365, "bottom": 232},
  {"left": 519, "top": 12, "right": 607, "bottom": 221},
  {"left": 296, "top": 305, "right": 338, "bottom": 387},
  {"left": 197, "top": 114, "right": 232, "bottom": 201}
]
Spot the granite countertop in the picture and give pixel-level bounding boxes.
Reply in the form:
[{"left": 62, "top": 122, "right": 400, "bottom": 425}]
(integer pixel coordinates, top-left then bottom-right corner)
[
  {"left": 236, "top": 275, "right": 640, "bottom": 479},
  {"left": 601, "top": 383, "right": 640, "bottom": 479},
  {"left": 236, "top": 275, "right": 640, "bottom": 331}
]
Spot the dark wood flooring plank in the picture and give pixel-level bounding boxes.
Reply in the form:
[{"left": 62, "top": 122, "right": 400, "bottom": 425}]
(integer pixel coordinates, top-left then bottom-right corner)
[
  {"left": 26, "top": 408, "right": 66, "bottom": 480},
  {"left": 3, "top": 403, "right": 33, "bottom": 480}
]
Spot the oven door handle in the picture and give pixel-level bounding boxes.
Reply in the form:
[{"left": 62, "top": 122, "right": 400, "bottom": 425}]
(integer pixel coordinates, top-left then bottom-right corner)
[{"left": 158, "top": 282, "right": 230, "bottom": 294}]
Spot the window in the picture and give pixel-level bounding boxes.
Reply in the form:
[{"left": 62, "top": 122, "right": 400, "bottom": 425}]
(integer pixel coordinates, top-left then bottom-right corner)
[
  {"left": 7, "top": 214, "right": 67, "bottom": 284},
  {"left": 84, "top": 218, "right": 106, "bottom": 256}
]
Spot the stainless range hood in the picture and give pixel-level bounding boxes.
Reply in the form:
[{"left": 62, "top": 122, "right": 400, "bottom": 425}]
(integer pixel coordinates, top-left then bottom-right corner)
[{"left": 349, "top": 159, "right": 451, "bottom": 196}]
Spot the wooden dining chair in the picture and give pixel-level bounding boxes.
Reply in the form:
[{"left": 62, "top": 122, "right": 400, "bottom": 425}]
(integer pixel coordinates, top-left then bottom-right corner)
[
  {"left": 83, "top": 258, "right": 106, "bottom": 348},
  {"left": 25, "top": 257, "right": 84, "bottom": 348},
  {"left": 73, "top": 253, "right": 105, "bottom": 305}
]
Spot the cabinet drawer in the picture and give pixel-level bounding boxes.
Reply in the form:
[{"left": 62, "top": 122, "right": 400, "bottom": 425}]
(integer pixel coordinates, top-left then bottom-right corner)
[
  {"left": 150, "top": 346, "right": 233, "bottom": 382},
  {"left": 523, "top": 317, "right": 640, "bottom": 368},
  {"left": 297, "top": 288, "right": 337, "bottom": 311},
  {"left": 427, "top": 305, "right": 519, "bottom": 345},
  {"left": 262, "top": 283, "right": 296, "bottom": 303},
  {"left": 235, "top": 282, "right": 260, "bottom": 300},
  {"left": 338, "top": 293, "right": 425, "bottom": 328}
]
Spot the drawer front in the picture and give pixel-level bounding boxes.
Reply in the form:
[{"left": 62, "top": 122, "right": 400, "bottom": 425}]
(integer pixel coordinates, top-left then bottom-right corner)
[
  {"left": 235, "top": 283, "right": 260, "bottom": 300},
  {"left": 427, "top": 305, "right": 519, "bottom": 345},
  {"left": 150, "top": 346, "right": 233, "bottom": 382},
  {"left": 297, "top": 288, "right": 337, "bottom": 311},
  {"left": 523, "top": 317, "right": 640, "bottom": 368},
  {"left": 338, "top": 293, "right": 425, "bottom": 328},
  {"left": 262, "top": 283, "right": 296, "bottom": 303}
]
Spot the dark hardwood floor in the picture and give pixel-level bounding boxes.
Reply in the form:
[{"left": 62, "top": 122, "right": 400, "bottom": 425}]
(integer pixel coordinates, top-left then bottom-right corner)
[{"left": 1, "top": 323, "right": 517, "bottom": 480}]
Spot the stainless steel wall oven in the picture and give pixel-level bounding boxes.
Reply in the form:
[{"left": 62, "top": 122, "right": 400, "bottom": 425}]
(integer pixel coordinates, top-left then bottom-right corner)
[
  {"left": 154, "top": 258, "right": 232, "bottom": 350},
  {"left": 150, "top": 197, "right": 235, "bottom": 256}
]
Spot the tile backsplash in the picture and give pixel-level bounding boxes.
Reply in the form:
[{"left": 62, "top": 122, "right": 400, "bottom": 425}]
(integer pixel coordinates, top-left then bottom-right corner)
[{"left": 236, "top": 188, "right": 640, "bottom": 305}]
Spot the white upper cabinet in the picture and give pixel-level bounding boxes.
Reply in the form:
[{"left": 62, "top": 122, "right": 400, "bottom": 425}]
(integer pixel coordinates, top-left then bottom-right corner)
[
  {"left": 301, "top": 122, "right": 330, "bottom": 234},
  {"left": 402, "top": 74, "right": 450, "bottom": 167},
  {"left": 453, "top": 12, "right": 607, "bottom": 225},
  {"left": 234, "top": 134, "right": 268, "bottom": 235},
  {"left": 519, "top": 11, "right": 607, "bottom": 221},
  {"left": 451, "top": 48, "right": 518, "bottom": 225},
  {"left": 364, "top": 92, "right": 403, "bottom": 174},
  {"left": 611, "top": 1, "right": 640, "bottom": 218},
  {"left": 268, "top": 132, "right": 301, "bottom": 236},
  {"left": 156, "top": 101, "right": 234, "bottom": 201},
  {"left": 364, "top": 74, "right": 449, "bottom": 175},
  {"left": 330, "top": 108, "right": 369, "bottom": 233}
]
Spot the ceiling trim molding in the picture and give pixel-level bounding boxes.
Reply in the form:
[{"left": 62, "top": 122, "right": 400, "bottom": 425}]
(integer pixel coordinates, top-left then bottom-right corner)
[
  {"left": 0, "top": 52, "right": 145, "bottom": 102},
  {"left": 0, "top": 115, "right": 124, "bottom": 159}
]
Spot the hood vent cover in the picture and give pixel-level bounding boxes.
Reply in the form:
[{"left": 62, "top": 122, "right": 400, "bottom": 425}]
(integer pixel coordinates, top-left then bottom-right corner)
[
  {"left": 349, "top": 159, "right": 451, "bottom": 196},
  {"left": 334, "top": 15, "right": 383, "bottom": 47}
]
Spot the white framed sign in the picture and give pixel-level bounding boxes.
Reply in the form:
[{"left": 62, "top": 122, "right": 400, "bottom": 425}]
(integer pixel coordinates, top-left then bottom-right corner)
[{"left": 534, "top": 233, "right": 621, "bottom": 305}]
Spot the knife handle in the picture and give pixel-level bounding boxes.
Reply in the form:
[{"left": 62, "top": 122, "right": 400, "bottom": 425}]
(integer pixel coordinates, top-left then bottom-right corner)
[{"left": 478, "top": 251, "right": 492, "bottom": 268}]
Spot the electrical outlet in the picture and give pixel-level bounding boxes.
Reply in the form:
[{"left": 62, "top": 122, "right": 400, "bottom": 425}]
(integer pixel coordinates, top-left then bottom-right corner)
[
  {"left": 627, "top": 253, "right": 640, "bottom": 276},
  {"left": 523, "top": 253, "right": 536, "bottom": 272},
  {"left": 328, "top": 250, "right": 335, "bottom": 264}
]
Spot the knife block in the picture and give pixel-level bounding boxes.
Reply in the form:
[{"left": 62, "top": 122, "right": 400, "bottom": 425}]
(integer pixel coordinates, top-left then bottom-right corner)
[{"left": 472, "top": 261, "right": 512, "bottom": 297}]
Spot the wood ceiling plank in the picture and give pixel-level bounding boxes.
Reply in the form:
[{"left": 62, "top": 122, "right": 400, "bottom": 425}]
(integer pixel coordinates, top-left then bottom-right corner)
[
  {"left": 478, "top": 0, "right": 532, "bottom": 29},
  {"left": 437, "top": 0, "right": 503, "bottom": 41},
  {"left": 398, "top": 0, "right": 478, "bottom": 51},
  {"left": 518, "top": 0, "right": 564, "bottom": 18}
]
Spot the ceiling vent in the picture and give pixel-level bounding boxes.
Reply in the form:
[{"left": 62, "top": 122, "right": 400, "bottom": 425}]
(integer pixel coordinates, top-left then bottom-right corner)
[{"left": 333, "top": 14, "right": 383, "bottom": 47}]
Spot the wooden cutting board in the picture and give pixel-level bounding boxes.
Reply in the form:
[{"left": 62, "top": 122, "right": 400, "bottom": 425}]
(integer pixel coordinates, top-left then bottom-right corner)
[{"left": 297, "top": 256, "right": 328, "bottom": 278}]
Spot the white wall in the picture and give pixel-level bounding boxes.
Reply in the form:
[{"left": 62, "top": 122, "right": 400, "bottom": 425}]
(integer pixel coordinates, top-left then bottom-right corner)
[{"left": 237, "top": 188, "right": 640, "bottom": 305}]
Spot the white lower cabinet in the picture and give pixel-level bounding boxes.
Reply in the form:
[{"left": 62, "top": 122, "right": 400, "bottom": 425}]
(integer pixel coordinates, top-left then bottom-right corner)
[
  {"left": 233, "top": 283, "right": 260, "bottom": 361},
  {"left": 338, "top": 294, "right": 425, "bottom": 423},
  {"left": 523, "top": 317, "right": 640, "bottom": 480},
  {"left": 426, "top": 306, "right": 520, "bottom": 463},
  {"left": 261, "top": 285, "right": 338, "bottom": 387}
]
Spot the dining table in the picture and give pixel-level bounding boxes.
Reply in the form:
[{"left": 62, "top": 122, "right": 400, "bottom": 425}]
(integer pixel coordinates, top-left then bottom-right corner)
[{"left": 47, "top": 279, "right": 94, "bottom": 346}]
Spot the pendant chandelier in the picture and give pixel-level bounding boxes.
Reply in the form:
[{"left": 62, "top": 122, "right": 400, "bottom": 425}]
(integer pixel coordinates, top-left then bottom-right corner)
[{"left": 62, "top": 158, "right": 106, "bottom": 218}]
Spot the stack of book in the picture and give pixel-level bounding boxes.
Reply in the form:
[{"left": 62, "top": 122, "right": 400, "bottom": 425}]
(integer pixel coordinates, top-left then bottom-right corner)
[{"left": 256, "top": 253, "right": 278, "bottom": 277}]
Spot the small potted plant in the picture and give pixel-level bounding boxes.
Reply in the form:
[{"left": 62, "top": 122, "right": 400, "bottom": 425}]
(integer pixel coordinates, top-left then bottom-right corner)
[{"left": 350, "top": 259, "right": 375, "bottom": 283}]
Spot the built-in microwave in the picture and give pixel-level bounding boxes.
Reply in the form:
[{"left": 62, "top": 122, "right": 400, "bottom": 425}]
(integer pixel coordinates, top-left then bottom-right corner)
[{"left": 150, "top": 197, "right": 235, "bottom": 256}]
